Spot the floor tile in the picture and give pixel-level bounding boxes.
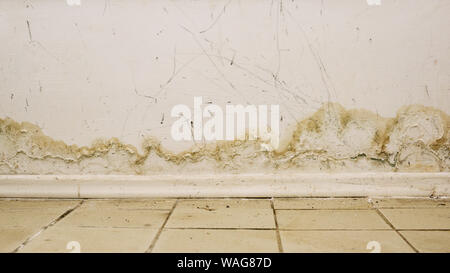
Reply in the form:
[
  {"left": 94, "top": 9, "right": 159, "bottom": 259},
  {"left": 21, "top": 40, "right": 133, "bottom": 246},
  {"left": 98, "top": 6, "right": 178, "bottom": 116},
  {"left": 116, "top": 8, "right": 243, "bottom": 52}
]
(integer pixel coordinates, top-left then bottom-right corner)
[
  {"left": 0, "top": 210, "right": 65, "bottom": 229},
  {"left": 1, "top": 198, "right": 448, "bottom": 253},
  {"left": 19, "top": 227, "right": 158, "bottom": 253},
  {"left": 166, "top": 200, "right": 275, "bottom": 229},
  {"left": 56, "top": 207, "right": 169, "bottom": 228},
  {"left": 0, "top": 227, "right": 38, "bottom": 253},
  {"left": 380, "top": 208, "right": 450, "bottom": 230},
  {"left": 280, "top": 230, "right": 414, "bottom": 253},
  {"left": 0, "top": 199, "right": 79, "bottom": 213},
  {"left": 276, "top": 210, "right": 390, "bottom": 230},
  {"left": 153, "top": 229, "right": 279, "bottom": 253},
  {"left": 81, "top": 199, "right": 175, "bottom": 210},
  {"left": 400, "top": 231, "right": 450, "bottom": 253},
  {"left": 371, "top": 198, "right": 449, "bottom": 209},
  {"left": 274, "top": 198, "right": 371, "bottom": 210},
  {"left": 176, "top": 199, "right": 272, "bottom": 209}
]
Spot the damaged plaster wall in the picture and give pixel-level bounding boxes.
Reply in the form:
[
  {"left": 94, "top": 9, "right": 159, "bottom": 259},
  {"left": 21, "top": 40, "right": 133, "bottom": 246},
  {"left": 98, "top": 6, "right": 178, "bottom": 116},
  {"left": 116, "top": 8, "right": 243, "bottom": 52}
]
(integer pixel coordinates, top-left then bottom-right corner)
[
  {"left": 0, "top": 0, "right": 449, "bottom": 174},
  {"left": 1, "top": 104, "right": 449, "bottom": 174}
]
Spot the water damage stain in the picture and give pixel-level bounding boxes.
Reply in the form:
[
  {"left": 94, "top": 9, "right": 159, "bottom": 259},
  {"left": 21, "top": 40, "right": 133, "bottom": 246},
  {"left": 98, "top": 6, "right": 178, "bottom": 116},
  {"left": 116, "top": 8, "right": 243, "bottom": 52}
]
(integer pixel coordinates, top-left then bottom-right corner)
[{"left": 0, "top": 103, "right": 448, "bottom": 174}]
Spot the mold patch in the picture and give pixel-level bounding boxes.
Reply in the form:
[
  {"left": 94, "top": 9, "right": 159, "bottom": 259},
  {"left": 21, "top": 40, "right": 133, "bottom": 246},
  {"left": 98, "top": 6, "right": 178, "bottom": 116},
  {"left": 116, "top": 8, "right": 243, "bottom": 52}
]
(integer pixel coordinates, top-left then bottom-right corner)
[{"left": 0, "top": 103, "right": 448, "bottom": 174}]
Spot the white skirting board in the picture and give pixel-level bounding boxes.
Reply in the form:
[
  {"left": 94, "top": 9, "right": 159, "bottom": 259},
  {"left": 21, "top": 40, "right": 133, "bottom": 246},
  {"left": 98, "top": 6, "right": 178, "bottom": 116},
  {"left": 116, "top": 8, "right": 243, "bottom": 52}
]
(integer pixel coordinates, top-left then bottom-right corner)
[{"left": 0, "top": 173, "right": 449, "bottom": 198}]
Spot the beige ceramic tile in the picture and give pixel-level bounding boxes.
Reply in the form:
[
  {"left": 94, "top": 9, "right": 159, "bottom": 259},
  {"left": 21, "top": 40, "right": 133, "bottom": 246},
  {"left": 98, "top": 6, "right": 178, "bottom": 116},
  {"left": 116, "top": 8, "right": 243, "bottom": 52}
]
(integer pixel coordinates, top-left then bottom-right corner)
[
  {"left": 0, "top": 210, "right": 65, "bottom": 229},
  {"left": 19, "top": 227, "right": 158, "bottom": 253},
  {"left": 276, "top": 210, "right": 390, "bottom": 230},
  {"left": 280, "top": 230, "right": 414, "bottom": 253},
  {"left": 274, "top": 198, "right": 371, "bottom": 210},
  {"left": 371, "top": 198, "right": 450, "bottom": 209},
  {"left": 166, "top": 200, "right": 275, "bottom": 229},
  {"left": 380, "top": 208, "right": 450, "bottom": 230},
  {"left": 56, "top": 207, "right": 169, "bottom": 228},
  {"left": 176, "top": 199, "right": 272, "bottom": 209},
  {"left": 0, "top": 227, "right": 38, "bottom": 253},
  {"left": 0, "top": 199, "right": 79, "bottom": 213},
  {"left": 81, "top": 199, "right": 175, "bottom": 210},
  {"left": 400, "top": 231, "right": 450, "bottom": 253},
  {"left": 153, "top": 229, "right": 279, "bottom": 253}
]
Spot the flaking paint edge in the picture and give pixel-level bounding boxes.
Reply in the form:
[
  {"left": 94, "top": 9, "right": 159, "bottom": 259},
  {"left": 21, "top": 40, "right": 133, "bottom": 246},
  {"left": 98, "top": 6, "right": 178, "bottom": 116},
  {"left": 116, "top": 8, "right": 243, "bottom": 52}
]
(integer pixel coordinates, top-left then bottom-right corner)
[{"left": 0, "top": 103, "right": 449, "bottom": 174}]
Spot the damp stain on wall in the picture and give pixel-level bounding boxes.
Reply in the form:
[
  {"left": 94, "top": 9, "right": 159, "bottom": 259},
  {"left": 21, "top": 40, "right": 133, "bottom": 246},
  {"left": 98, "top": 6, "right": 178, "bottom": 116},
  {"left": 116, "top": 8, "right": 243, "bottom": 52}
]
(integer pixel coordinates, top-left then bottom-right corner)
[{"left": 0, "top": 103, "right": 448, "bottom": 174}]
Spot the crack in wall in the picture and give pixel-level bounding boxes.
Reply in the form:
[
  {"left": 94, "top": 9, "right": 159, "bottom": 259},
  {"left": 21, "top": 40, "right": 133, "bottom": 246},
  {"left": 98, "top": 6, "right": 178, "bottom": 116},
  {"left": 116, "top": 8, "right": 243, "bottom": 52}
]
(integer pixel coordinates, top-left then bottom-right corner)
[{"left": 0, "top": 103, "right": 448, "bottom": 174}]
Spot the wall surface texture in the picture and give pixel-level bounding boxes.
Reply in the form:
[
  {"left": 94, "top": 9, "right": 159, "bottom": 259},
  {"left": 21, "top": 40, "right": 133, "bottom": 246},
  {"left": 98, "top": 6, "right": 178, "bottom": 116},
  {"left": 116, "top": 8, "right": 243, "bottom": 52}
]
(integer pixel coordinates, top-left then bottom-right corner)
[{"left": 0, "top": 0, "right": 449, "bottom": 174}]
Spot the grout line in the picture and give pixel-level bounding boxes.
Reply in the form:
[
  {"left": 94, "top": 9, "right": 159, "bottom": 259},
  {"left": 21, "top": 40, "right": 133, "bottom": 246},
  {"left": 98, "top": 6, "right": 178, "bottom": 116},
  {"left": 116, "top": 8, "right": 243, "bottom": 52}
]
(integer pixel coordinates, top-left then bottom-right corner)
[
  {"left": 75, "top": 208, "right": 172, "bottom": 211},
  {"left": 12, "top": 200, "right": 85, "bottom": 253},
  {"left": 397, "top": 229, "right": 450, "bottom": 231},
  {"left": 372, "top": 207, "right": 450, "bottom": 210},
  {"left": 164, "top": 227, "right": 276, "bottom": 231},
  {"left": 371, "top": 207, "right": 449, "bottom": 209},
  {"left": 272, "top": 196, "right": 369, "bottom": 199},
  {"left": 145, "top": 199, "right": 179, "bottom": 253},
  {"left": 163, "top": 227, "right": 394, "bottom": 231},
  {"left": 375, "top": 208, "right": 419, "bottom": 253},
  {"left": 2, "top": 197, "right": 448, "bottom": 202},
  {"left": 270, "top": 198, "right": 284, "bottom": 253},
  {"left": 275, "top": 208, "right": 374, "bottom": 211},
  {"left": 278, "top": 228, "right": 391, "bottom": 231}
]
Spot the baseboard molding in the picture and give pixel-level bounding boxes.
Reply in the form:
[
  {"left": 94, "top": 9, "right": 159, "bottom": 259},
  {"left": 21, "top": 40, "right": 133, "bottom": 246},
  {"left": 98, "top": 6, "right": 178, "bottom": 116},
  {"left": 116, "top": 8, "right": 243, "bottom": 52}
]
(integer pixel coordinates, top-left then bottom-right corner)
[{"left": 0, "top": 173, "right": 449, "bottom": 198}]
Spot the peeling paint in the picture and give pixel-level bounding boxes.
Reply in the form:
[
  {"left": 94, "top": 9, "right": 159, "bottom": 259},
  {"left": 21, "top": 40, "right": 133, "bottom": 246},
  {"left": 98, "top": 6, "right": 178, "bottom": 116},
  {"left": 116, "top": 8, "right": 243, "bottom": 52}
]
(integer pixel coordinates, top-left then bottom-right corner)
[{"left": 0, "top": 104, "right": 448, "bottom": 174}]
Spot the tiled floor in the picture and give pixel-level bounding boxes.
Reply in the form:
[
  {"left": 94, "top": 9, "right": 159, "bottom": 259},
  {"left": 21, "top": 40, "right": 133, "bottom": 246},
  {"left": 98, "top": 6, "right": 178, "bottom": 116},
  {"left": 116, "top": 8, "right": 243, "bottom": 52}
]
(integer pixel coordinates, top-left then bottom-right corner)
[{"left": 0, "top": 197, "right": 449, "bottom": 253}]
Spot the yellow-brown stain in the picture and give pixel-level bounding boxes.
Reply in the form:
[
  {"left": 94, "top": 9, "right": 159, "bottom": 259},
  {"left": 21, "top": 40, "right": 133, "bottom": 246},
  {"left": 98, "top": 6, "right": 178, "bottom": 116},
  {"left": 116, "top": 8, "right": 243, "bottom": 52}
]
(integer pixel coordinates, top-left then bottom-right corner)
[{"left": 0, "top": 103, "right": 448, "bottom": 174}]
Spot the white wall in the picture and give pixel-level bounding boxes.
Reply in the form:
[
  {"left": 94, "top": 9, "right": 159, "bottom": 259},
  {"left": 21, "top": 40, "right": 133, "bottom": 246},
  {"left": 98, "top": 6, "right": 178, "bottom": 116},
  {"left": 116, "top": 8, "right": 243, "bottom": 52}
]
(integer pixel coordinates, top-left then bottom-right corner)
[{"left": 0, "top": 0, "right": 449, "bottom": 174}]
